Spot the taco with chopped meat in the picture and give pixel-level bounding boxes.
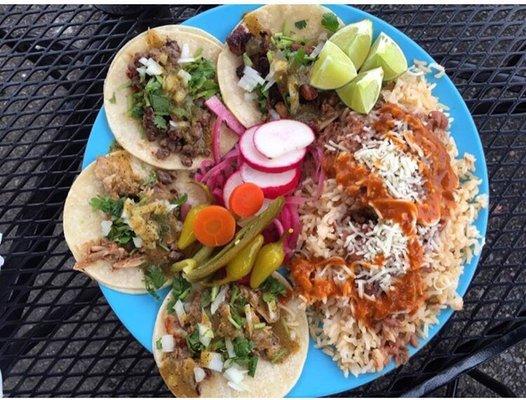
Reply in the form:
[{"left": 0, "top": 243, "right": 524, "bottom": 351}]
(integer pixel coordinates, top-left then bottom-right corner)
[
  {"left": 152, "top": 272, "right": 309, "bottom": 397},
  {"left": 63, "top": 149, "right": 208, "bottom": 294},
  {"left": 104, "top": 25, "right": 238, "bottom": 170},
  {"left": 217, "top": 5, "right": 343, "bottom": 128}
]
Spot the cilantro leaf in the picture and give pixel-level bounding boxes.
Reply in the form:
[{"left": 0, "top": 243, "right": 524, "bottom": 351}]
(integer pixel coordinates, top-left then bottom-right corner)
[
  {"left": 260, "top": 276, "right": 286, "bottom": 303},
  {"left": 129, "top": 92, "right": 145, "bottom": 118},
  {"left": 294, "top": 20, "right": 307, "bottom": 30},
  {"left": 107, "top": 218, "right": 135, "bottom": 246},
  {"left": 321, "top": 12, "right": 340, "bottom": 33},
  {"left": 186, "top": 329, "right": 204, "bottom": 354},
  {"left": 171, "top": 193, "right": 188, "bottom": 206},
  {"left": 233, "top": 337, "right": 253, "bottom": 357},
  {"left": 293, "top": 48, "right": 310, "bottom": 66},
  {"left": 90, "top": 196, "right": 124, "bottom": 219},
  {"left": 254, "top": 84, "right": 269, "bottom": 114},
  {"left": 149, "top": 92, "right": 171, "bottom": 115},
  {"left": 172, "top": 274, "right": 192, "bottom": 302},
  {"left": 144, "top": 265, "right": 167, "bottom": 299},
  {"left": 153, "top": 114, "right": 168, "bottom": 130},
  {"left": 155, "top": 337, "right": 162, "bottom": 350},
  {"left": 184, "top": 58, "right": 219, "bottom": 100}
]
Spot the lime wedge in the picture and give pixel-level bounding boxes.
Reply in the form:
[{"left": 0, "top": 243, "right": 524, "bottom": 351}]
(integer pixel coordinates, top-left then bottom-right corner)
[
  {"left": 336, "top": 67, "right": 384, "bottom": 114},
  {"left": 361, "top": 32, "right": 407, "bottom": 81},
  {"left": 310, "top": 41, "right": 357, "bottom": 90},
  {"left": 329, "top": 19, "right": 372, "bottom": 70}
]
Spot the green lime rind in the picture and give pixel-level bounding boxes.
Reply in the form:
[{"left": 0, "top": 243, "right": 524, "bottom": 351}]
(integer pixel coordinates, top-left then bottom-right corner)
[
  {"left": 310, "top": 41, "right": 357, "bottom": 90},
  {"left": 329, "top": 19, "right": 372, "bottom": 70},
  {"left": 336, "top": 67, "right": 384, "bottom": 114},
  {"left": 360, "top": 32, "right": 408, "bottom": 81}
]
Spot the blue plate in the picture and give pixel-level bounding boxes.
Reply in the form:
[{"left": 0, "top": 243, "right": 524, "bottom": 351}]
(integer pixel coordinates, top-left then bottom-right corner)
[{"left": 82, "top": 4, "right": 489, "bottom": 397}]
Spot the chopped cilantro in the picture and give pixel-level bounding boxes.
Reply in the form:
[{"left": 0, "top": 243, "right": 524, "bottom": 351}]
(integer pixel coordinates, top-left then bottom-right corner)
[
  {"left": 186, "top": 329, "right": 204, "bottom": 354},
  {"left": 172, "top": 274, "right": 192, "bottom": 302},
  {"left": 107, "top": 219, "right": 135, "bottom": 246},
  {"left": 294, "top": 20, "right": 307, "bottom": 30},
  {"left": 144, "top": 265, "right": 166, "bottom": 299},
  {"left": 90, "top": 196, "right": 124, "bottom": 219},
  {"left": 170, "top": 193, "right": 188, "bottom": 206},
  {"left": 321, "top": 12, "right": 340, "bottom": 33},
  {"left": 145, "top": 77, "right": 162, "bottom": 93},
  {"left": 233, "top": 337, "right": 253, "bottom": 357},
  {"left": 260, "top": 276, "right": 286, "bottom": 303},
  {"left": 108, "top": 92, "right": 116, "bottom": 104},
  {"left": 155, "top": 337, "right": 162, "bottom": 350},
  {"left": 254, "top": 84, "right": 269, "bottom": 114},
  {"left": 184, "top": 58, "right": 219, "bottom": 100},
  {"left": 231, "top": 337, "right": 258, "bottom": 377},
  {"left": 149, "top": 92, "right": 171, "bottom": 115},
  {"left": 153, "top": 114, "right": 168, "bottom": 129},
  {"left": 293, "top": 48, "right": 310, "bottom": 66},
  {"left": 172, "top": 107, "right": 189, "bottom": 119},
  {"left": 200, "top": 288, "right": 213, "bottom": 308},
  {"left": 129, "top": 92, "right": 145, "bottom": 118},
  {"left": 144, "top": 171, "right": 158, "bottom": 187},
  {"left": 209, "top": 338, "right": 226, "bottom": 353}
]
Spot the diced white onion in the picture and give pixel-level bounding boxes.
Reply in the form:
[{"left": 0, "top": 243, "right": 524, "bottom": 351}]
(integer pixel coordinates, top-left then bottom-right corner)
[
  {"left": 100, "top": 220, "right": 112, "bottom": 237},
  {"left": 238, "top": 74, "right": 259, "bottom": 92},
  {"left": 161, "top": 334, "right": 175, "bottom": 352},
  {"left": 132, "top": 236, "right": 143, "bottom": 248},
  {"left": 169, "top": 120, "right": 190, "bottom": 129},
  {"left": 243, "top": 66, "right": 265, "bottom": 85},
  {"left": 178, "top": 44, "right": 195, "bottom": 64},
  {"left": 264, "top": 70, "right": 275, "bottom": 81},
  {"left": 180, "top": 43, "right": 190, "bottom": 59},
  {"left": 194, "top": 366, "right": 206, "bottom": 383},
  {"left": 225, "top": 338, "right": 235, "bottom": 358},
  {"left": 198, "top": 323, "right": 214, "bottom": 347},
  {"left": 138, "top": 57, "right": 163, "bottom": 76},
  {"left": 310, "top": 42, "right": 325, "bottom": 58},
  {"left": 203, "top": 351, "right": 223, "bottom": 372},
  {"left": 223, "top": 364, "right": 248, "bottom": 385},
  {"left": 210, "top": 286, "right": 228, "bottom": 315},
  {"left": 177, "top": 69, "right": 192, "bottom": 85},
  {"left": 175, "top": 299, "right": 187, "bottom": 325}
]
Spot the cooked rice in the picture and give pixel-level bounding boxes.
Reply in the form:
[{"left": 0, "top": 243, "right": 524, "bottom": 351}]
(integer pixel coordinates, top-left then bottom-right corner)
[{"left": 295, "top": 67, "right": 487, "bottom": 377}]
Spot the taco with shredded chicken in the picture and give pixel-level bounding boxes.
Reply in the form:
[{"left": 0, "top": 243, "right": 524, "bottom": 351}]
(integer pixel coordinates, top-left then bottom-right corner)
[
  {"left": 217, "top": 5, "right": 342, "bottom": 127},
  {"left": 152, "top": 271, "right": 308, "bottom": 397},
  {"left": 63, "top": 149, "right": 208, "bottom": 294},
  {"left": 104, "top": 25, "right": 238, "bottom": 170}
]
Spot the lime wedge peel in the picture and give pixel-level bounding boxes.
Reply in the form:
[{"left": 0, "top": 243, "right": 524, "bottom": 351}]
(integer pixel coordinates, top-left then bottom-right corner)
[
  {"left": 309, "top": 41, "right": 357, "bottom": 90},
  {"left": 329, "top": 19, "right": 373, "bottom": 70},
  {"left": 360, "top": 32, "right": 408, "bottom": 81},
  {"left": 336, "top": 67, "right": 384, "bottom": 114}
]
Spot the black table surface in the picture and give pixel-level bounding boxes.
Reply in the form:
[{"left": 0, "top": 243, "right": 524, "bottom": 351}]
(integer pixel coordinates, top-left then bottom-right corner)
[{"left": 0, "top": 4, "right": 525, "bottom": 397}]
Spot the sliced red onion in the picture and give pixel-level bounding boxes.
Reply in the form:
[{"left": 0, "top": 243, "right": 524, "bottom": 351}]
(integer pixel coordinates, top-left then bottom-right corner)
[{"left": 205, "top": 96, "right": 246, "bottom": 135}]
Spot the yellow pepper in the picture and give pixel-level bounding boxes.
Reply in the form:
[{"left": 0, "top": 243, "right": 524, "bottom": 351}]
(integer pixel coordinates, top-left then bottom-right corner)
[
  {"left": 177, "top": 204, "right": 207, "bottom": 250},
  {"left": 250, "top": 229, "right": 291, "bottom": 289},
  {"left": 210, "top": 234, "right": 264, "bottom": 286}
]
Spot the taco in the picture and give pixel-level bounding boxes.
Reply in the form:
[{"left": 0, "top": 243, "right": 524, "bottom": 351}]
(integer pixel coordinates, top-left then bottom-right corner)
[
  {"left": 104, "top": 25, "right": 238, "bottom": 170},
  {"left": 153, "top": 272, "right": 309, "bottom": 397},
  {"left": 217, "top": 5, "right": 342, "bottom": 127},
  {"left": 63, "top": 150, "right": 208, "bottom": 294}
]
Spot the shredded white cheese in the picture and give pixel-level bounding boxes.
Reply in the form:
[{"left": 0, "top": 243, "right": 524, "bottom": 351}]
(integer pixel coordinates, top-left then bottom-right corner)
[
  {"left": 345, "top": 219, "right": 410, "bottom": 296},
  {"left": 354, "top": 139, "right": 423, "bottom": 201}
]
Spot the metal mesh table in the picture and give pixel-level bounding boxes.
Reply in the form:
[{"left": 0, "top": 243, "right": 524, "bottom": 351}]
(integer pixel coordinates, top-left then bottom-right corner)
[{"left": 0, "top": 4, "right": 525, "bottom": 397}]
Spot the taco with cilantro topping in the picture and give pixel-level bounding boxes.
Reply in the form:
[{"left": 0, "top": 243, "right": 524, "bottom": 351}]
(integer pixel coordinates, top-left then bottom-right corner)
[
  {"left": 152, "top": 272, "right": 308, "bottom": 397},
  {"left": 104, "top": 25, "right": 238, "bottom": 170},
  {"left": 63, "top": 150, "right": 208, "bottom": 294},
  {"left": 217, "top": 5, "right": 342, "bottom": 127}
]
